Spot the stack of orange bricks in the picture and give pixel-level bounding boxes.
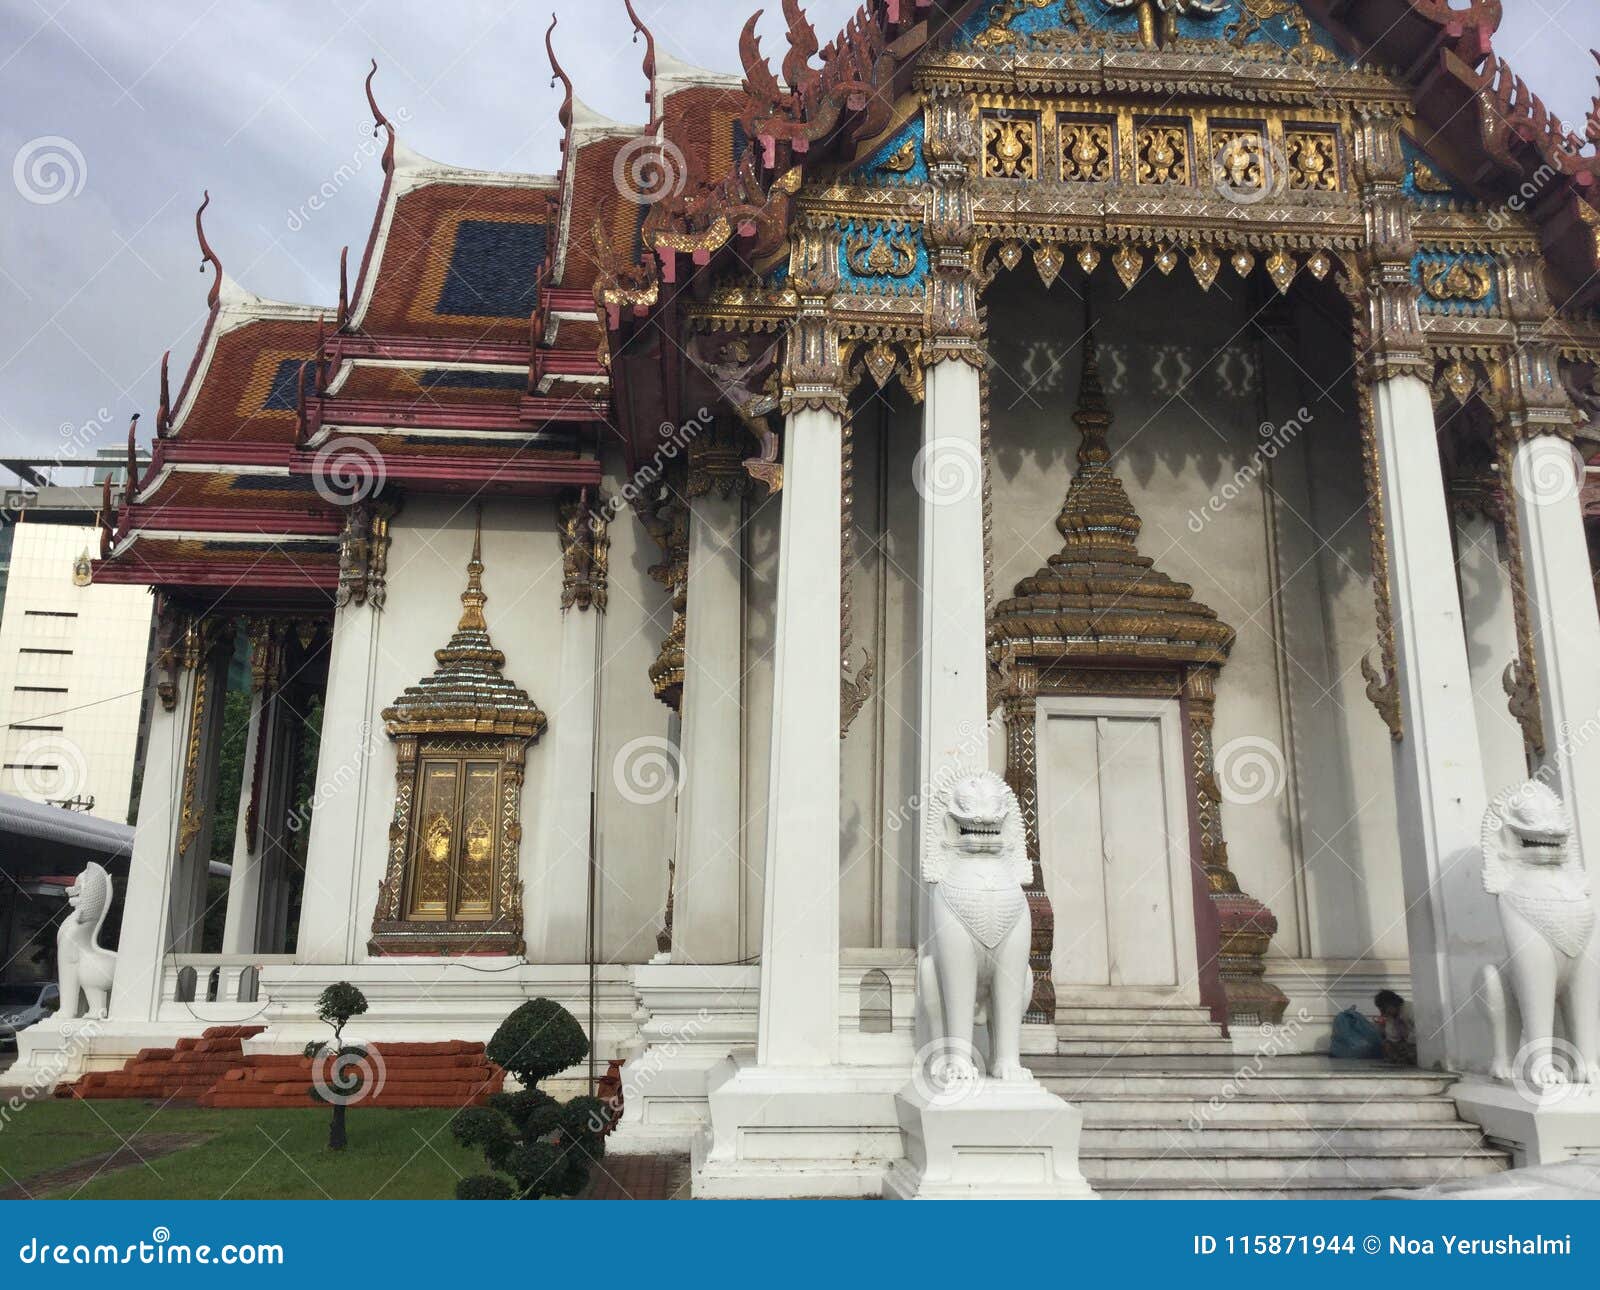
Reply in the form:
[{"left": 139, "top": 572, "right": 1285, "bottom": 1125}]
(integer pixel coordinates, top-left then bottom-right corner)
[{"left": 56, "top": 1026, "right": 505, "bottom": 1109}]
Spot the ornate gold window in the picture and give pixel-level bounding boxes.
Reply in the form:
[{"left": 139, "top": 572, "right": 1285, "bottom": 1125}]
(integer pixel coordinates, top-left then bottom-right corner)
[
  {"left": 405, "top": 747, "right": 504, "bottom": 921},
  {"left": 369, "top": 521, "right": 545, "bottom": 956}
]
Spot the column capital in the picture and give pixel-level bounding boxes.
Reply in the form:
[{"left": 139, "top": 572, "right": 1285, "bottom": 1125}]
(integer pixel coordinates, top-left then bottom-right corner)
[
  {"left": 780, "top": 303, "right": 849, "bottom": 417},
  {"left": 1352, "top": 111, "right": 1430, "bottom": 384},
  {"left": 921, "top": 98, "right": 985, "bottom": 368}
]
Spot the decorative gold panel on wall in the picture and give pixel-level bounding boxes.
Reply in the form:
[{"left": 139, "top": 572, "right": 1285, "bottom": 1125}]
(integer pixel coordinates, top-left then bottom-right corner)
[
  {"left": 982, "top": 111, "right": 1039, "bottom": 179},
  {"left": 370, "top": 520, "right": 547, "bottom": 957}
]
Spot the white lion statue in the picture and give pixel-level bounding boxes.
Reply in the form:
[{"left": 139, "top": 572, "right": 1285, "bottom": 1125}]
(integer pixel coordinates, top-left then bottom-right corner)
[
  {"left": 1478, "top": 781, "right": 1600, "bottom": 1087},
  {"left": 915, "top": 770, "right": 1034, "bottom": 1084},
  {"left": 58, "top": 862, "right": 117, "bottom": 1020}
]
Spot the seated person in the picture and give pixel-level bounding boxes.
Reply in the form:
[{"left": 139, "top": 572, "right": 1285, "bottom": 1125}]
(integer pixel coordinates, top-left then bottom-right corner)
[{"left": 1374, "top": 989, "right": 1416, "bottom": 1066}]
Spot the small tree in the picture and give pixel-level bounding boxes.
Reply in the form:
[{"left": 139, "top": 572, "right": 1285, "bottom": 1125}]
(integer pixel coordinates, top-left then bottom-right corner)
[
  {"left": 304, "top": 981, "right": 370, "bottom": 1151},
  {"left": 452, "top": 998, "right": 607, "bottom": 1199}
]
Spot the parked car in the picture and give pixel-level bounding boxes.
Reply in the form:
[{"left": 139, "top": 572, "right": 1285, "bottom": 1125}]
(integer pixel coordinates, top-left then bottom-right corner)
[{"left": 0, "top": 982, "right": 59, "bottom": 1045}]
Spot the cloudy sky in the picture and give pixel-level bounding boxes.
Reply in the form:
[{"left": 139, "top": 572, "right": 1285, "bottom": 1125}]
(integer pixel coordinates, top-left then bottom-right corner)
[{"left": 1, "top": 0, "right": 1595, "bottom": 460}]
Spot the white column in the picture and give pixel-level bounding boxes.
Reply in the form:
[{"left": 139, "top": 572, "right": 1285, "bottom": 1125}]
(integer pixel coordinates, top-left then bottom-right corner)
[
  {"left": 109, "top": 667, "right": 196, "bottom": 1021},
  {"left": 297, "top": 600, "right": 379, "bottom": 964},
  {"left": 532, "top": 602, "right": 601, "bottom": 962},
  {"left": 1452, "top": 506, "right": 1528, "bottom": 797},
  {"left": 917, "top": 359, "right": 991, "bottom": 795},
  {"left": 673, "top": 492, "right": 745, "bottom": 964},
  {"left": 1510, "top": 433, "right": 1600, "bottom": 871},
  {"left": 1373, "top": 374, "right": 1495, "bottom": 1071},
  {"left": 756, "top": 406, "right": 843, "bottom": 1067},
  {"left": 221, "top": 687, "right": 269, "bottom": 955}
]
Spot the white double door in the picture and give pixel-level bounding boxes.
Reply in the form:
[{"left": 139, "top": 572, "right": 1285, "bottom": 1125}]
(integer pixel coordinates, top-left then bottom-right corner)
[{"left": 1035, "top": 695, "right": 1201, "bottom": 1006}]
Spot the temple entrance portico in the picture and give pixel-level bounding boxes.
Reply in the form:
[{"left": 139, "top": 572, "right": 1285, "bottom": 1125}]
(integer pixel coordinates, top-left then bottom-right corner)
[{"left": 24, "top": 0, "right": 1600, "bottom": 1193}]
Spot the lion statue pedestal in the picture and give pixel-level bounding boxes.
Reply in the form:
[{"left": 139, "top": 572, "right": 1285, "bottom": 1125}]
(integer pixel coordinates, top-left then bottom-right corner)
[
  {"left": 884, "top": 771, "right": 1096, "bottom": 1199},
  {"left": 1454, "top": 781, "right": 1600, "bottom": 1167}
]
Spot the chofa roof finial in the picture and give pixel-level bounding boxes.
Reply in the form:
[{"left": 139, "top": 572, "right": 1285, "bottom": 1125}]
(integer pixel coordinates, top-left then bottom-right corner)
[
  {"left": 545, "top": 14, "right": 574, "bottom": 141},
  {"left": 365, "top": 59, "right": 396, "bottom": 172},
  {"left": 125, "top": 412, "right": 140, "bottom": 494},
  {"left": 622, "top": 0, "right": 658, "bottom": 119},
  {"left": 1588, "top": 49, "right": 1600, "bottom": 147},
  {"left": 156, "top": 350, "right": 171, "bottom": 437},
  {"left": 195, "top": 191, "right": 222, "bottom": 310},
  {"left": 337, "top": 245, "right": 350, "bottom": 328}
]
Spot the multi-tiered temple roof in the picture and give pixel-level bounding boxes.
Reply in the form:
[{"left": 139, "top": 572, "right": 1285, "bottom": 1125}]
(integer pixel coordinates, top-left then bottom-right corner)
[{"left": 95, "top": 0, "right": 1600, "bottom": 609}]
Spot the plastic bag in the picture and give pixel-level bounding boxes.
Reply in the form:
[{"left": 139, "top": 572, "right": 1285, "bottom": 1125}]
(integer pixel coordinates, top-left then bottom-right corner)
[{"left": 1328, "top": 1005, "right": 1385, "bottom": 1059}]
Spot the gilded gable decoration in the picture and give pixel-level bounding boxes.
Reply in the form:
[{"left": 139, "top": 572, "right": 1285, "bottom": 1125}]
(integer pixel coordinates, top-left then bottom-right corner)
[{"left": 370, "top": 517, "right": 545, "bottom": 956}]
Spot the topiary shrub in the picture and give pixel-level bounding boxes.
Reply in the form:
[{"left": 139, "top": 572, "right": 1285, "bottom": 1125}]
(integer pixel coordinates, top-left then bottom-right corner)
[
  {"left": 304, "top": 981, "right": 370, "bottom": 1151},
  {"left": 452, "top": 998, "right": 608, "bottom": 1199}
]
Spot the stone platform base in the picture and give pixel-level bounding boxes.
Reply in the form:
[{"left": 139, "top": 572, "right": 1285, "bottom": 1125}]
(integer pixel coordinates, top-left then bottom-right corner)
[
  {"left": 690, "top": 1054, "right": 906, "bottom": 1198},
  {"left": 1454, "top": 1078, "right": 1600, "bottom": 1167},
  {"left": 884, "top": 1075, "right": 1097, "bottom": 1200}
]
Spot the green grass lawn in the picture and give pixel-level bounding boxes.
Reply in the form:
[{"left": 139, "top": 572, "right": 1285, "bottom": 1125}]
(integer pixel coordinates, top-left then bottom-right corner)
[{"left": 0, "top": 1100, "right": 484, "bottom": 1199}]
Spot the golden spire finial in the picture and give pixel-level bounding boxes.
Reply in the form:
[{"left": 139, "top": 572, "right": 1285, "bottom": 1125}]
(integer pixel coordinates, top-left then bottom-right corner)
[
  {"left": 458, "top": 508, "right": 488, "bottom": 632},
  {"left": 1073, "top": 330, "right": 1113, "bottom": 468},
  {"left": 1055, "top": 289, "right": 1140, "bottom": 549}
]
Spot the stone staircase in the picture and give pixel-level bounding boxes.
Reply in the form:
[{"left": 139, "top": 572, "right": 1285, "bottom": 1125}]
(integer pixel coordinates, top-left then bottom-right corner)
[
  {"left": 1035, "top": 1053, "right": 1511, "bottom": 1198},
  {"left": 1056, "top": 1004, "right": 1235, "bottom": 1058},
  {"left": 56, "top": 1026, "right": 505, "bottom": 1109}
]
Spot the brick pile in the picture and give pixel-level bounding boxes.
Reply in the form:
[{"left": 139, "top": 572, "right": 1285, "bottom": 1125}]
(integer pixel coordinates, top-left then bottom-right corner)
[{"left": 56, "top": 1027, "right": 504, "bottom": 1109}]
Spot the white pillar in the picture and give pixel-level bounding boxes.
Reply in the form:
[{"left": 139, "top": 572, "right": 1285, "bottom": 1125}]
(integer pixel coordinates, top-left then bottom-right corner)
[
  {"left": 297, "top": 600, "right": 379, "bottom": 964},
  {"left": 109, "top": 667, "right": 196, "bottom": 1021},
  {"left": 533, "top": 601, "right": 601, "bottom": 962},
  {"left": 917, "top": 359, "right": 991, "bottom": 791},
  {"left": 1509, "top": 433, "right": 1600, "bottom": 871},
  {"left": 221, "top": 687, "right": 269, "bottom": 955},
  {"left": 756, "top": 406, "right": 843, "bottom": 1067},
  {"left": 1373, "top": 374, "right": 1495, "bottom": 1071},
  {"left": 673, "top": 492, "right": 745, "bottom": 965},
  {"left": 1452, "top": 506, "right": 1528, "bottom": 797}
]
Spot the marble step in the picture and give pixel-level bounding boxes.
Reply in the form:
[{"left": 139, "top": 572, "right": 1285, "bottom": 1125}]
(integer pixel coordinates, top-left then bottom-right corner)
[
  {"left": 1082, "top": 1145, "right": 1508, "bottom": 1185},
  {"left": 1055, "top": 1006, "right": 1218, "bottom": 1026},
  {"left": 1056, "top": 1038, "right": 1238, "bottom": 1057},
  {"left": 1069, "top": 1093, "right": 1464, "bottom": 1124},
  {"left": 1055, "top": 1022, "right": 1235, "bottom": 1041},
  {"left": 1080, "top": 1121, "right": 1489, "bottom": 1152},
  {"left": 1097, "top": 1178, "right": 1401, "bottom": 1200},
  {"left": 1038, "top": 1070, "right": 1459, "bottom": 1100}
]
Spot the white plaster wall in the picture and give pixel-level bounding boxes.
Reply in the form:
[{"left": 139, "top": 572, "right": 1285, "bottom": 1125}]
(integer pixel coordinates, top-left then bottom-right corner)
[
  {"left": 592, "top": 454, "right": 679, "bottom": 962},
  {"left": 0, "top": 520, "right": 152, "bottom": 822},
  {"left": 346, "top": 496, "right": 564, "bottom": 961}
]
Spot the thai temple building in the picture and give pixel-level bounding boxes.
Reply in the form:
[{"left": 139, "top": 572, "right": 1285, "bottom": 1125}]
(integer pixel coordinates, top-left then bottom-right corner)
[{"left": 20, "top": 0, "right": 1600, "bottom": 1195}]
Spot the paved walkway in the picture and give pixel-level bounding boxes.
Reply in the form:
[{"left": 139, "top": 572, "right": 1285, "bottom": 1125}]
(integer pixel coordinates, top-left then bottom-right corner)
[
  {"left": 579, "top": 1153, "right": 690, "bottom": 1200},
  {"left": 0, "top": 1133, "right": 212, "bottom": 1200}
]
